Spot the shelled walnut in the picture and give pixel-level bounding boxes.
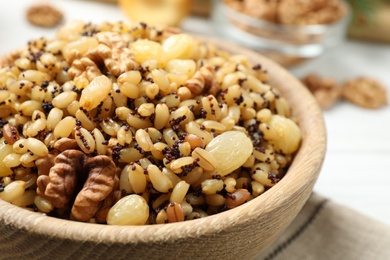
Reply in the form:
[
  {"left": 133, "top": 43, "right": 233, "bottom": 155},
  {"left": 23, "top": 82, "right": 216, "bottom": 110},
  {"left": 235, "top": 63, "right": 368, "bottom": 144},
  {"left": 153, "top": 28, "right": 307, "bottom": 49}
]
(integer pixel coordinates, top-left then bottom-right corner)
[
  {"left": 277, "top": 0, "right": 345, "bottom": 25},
  {"left": 223, "top": 0, "right": 346, "bottom": 25},
  {"left": 301, "top": 74, "right": 341, "bottom": 110},
  {"left": 37, "top": 150, "right": 120, "bottom": 223},
  {"left": 26, "top": 4, "right": 63, "bottom": 28},
  {"left": 342, "top": 77, "right": 388, "bottom": 109},
  {"left": 302, "top": 74, "right": 388, "bottom": 110}
]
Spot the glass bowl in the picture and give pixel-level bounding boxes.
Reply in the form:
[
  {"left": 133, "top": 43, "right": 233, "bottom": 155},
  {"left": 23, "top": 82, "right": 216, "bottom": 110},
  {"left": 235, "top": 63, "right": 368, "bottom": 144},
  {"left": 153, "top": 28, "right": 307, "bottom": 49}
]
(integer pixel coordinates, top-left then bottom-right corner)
[{"left": 211, "top": 0, "right": 351, "bottom": 66}]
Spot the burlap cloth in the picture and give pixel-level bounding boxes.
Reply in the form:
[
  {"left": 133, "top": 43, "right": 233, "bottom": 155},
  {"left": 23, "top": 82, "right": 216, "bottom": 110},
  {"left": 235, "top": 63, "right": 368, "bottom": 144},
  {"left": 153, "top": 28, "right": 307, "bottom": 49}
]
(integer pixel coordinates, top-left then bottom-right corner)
[{"left": 256, "top": 192, "right": 390, "bottom": 260}]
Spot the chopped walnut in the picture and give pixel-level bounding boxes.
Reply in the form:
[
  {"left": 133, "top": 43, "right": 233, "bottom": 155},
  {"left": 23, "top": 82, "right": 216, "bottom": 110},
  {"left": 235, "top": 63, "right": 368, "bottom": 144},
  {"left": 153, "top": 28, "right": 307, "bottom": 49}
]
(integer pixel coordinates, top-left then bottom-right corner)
[
  {"left": 244, "top": 0, "right": 278, "bottom": 23},
  {"left": 53, "top": 138, "right": 79, "bottom": 152},
  {"left": 223, "top": 0, "right": 346, "bottom": 25},
  {"left": 342, "top": 77, "right": 388, "bottom": 109},
  {"left": 64, "top": 49, "right": 83, "bottom": 66},
  {"left": 90, "top": 32, "right": 137, "bottom": 76},
  {"left": 26, "top": 4, "right": 63, "bottom": 28},
  {"left": 68, "top": 32, "right": 137, "bottom": 80},
  {"left": 85, "top": 44, "right": 112, "bottom": 70},
  {"left": 301, "top": 74, "right": 341, "bottom": 109},
  {"left": 68, "top": 57, "right": 102, "bottom": 82},
  {"left": 95, "top": 32, "right": 127, "bottom": 50},
  {"left": 277, "top": 0, "right": 345, "bottom": 25},
  {"left": 184, "top": 65, "right": 218, "bottom": 97}
]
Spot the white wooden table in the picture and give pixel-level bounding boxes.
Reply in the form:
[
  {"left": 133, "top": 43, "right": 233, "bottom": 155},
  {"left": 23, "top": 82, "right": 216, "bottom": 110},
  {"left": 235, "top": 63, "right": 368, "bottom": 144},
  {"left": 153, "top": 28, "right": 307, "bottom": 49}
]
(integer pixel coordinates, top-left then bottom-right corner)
[{"left": 1, "top": 0, "right": 389, "bottom": 225}]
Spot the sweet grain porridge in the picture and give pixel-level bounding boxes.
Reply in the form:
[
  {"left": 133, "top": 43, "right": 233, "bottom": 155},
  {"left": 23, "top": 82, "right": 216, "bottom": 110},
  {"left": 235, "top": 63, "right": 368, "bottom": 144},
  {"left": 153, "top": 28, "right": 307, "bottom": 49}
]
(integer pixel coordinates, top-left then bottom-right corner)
[{"left": 0, "top": 21, "right": 301, "bottom": 225}]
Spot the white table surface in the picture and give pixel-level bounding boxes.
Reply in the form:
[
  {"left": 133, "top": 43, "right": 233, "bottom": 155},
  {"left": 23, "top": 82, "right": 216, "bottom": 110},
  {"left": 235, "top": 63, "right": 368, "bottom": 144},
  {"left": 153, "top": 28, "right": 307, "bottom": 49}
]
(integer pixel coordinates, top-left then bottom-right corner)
[{"left": 1, "top": 0, "right": 389, "bottom": 225}]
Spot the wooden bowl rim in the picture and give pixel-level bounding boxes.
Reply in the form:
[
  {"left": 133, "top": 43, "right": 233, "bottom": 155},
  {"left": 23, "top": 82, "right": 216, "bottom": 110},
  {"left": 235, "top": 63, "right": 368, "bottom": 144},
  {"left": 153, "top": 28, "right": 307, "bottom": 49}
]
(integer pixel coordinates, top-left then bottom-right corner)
[{"left": 0, "top": 36, "right": 326, "bottom": 244}]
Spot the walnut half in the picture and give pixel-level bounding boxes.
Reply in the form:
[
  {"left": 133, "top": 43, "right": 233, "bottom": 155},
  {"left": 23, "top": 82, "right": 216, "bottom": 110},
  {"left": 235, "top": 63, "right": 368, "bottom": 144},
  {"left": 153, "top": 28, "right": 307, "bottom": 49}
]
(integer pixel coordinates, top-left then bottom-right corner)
[
  {"left": 37, "top": 150, "right": 85, "bottom": 208},
  {"left": 342, "top": 77, "right": 388, "bottom": 109},
  {"left": 301, "top": 74, "right": 341, "bottom": 110},
  {"left": 71, "top": 155, "right": 118, "bottom": 222},
  {"left": 26, "top": 4, "right": 63, "bottom": 28},
  {"left": 36, "top": 150, "right": 120, "bottom": 222}
]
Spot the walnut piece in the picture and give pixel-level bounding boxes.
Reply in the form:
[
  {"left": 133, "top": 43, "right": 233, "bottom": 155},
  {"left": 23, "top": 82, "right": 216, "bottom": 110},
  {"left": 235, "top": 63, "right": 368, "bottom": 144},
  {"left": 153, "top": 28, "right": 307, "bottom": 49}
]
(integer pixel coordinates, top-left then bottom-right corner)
[
  {"left": 301, "top": 74, "right": 341, "bottom": 109},
  {"left": 26, "top": 4, "right": 63, "bottom": 28},
  {"left": 53, "top": 138, "right": 79, "bottom": 152},
  {"left": 277, "top": 0, "right": 345, "bottom": 25},
  {"left": 71, "top": 155, "right": 117, "bottom": 222},
  {"left": 244, "top": 0, "right": 278, "bottom": 23},
  {"left": 68, "top": 32, "right": 137, "bottom": 81},
  {"left": 37, "top": 150, "right": 85, "bottom": 208},
  {"left": 68, "top": 57, "right": 102, "bottom": 82},
  {"left": 223, "top": 0, "right": 346, "bottom": 25},
  {"left": 90, "top": 32, "right": 137, "bottom": 76},
  {"left": 184, "top": 65, "right": 217, "bottom": 97},
  {"left": 342, "top": 77, "right": 388, "bottom": 109},
  {"left": 36, "top": 150, "right": 120, "bottom": 222}
]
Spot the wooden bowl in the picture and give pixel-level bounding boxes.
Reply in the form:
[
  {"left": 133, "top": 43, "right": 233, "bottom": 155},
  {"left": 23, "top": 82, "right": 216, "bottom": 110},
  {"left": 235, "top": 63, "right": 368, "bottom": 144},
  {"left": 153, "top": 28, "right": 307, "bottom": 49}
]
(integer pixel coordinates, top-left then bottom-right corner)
[{"left": 0, "top": 38, "right": 326, "bottom": 260}]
